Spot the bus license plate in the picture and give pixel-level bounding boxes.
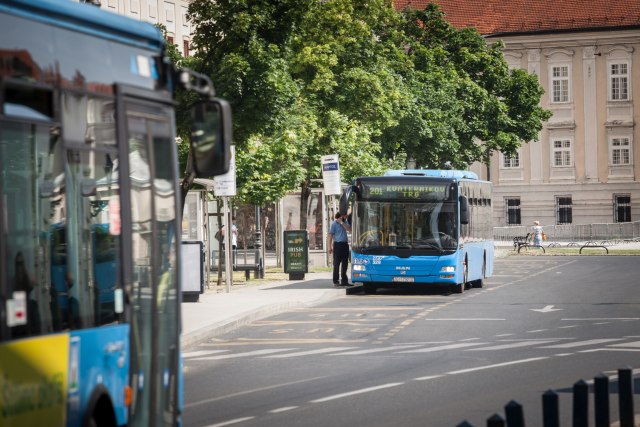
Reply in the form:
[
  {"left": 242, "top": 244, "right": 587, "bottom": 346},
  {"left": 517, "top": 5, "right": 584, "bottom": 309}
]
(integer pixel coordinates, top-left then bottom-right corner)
[{"left": 393, "top": 276, "right": 414, "bottom": 283}]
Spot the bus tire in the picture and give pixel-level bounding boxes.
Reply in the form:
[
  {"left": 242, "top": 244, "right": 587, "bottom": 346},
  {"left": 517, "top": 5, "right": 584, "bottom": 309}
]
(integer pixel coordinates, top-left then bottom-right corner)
[
  {"left": 83, "top": 386, "right": 117, "bottom": 427},
  {"left": 363, "top": 283, "right": 377, "bottom": 294}
]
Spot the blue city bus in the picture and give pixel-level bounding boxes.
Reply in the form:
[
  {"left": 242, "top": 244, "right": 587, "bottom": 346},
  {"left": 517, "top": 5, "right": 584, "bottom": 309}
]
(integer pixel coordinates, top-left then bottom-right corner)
[
  {"left": 0, "top": 1, "right": 230, "bottom": 426},
  {"left": 340, "top": 169, "right": 494, "bottom": 294}
]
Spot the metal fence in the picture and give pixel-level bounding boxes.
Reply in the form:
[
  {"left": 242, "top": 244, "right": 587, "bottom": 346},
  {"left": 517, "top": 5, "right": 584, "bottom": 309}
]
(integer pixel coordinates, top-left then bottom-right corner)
[
  {"left": 456, "top": 366, "right": 637, "bottom": 427},
  {"left": 494, "top": 221, "right": 640, "bottom": 244}
]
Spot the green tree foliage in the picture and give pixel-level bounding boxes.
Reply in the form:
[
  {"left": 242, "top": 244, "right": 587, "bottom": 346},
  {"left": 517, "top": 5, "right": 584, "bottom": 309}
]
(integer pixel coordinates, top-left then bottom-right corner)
[{"left": 185, "top": 0, "right": 550, "bottom": 209}]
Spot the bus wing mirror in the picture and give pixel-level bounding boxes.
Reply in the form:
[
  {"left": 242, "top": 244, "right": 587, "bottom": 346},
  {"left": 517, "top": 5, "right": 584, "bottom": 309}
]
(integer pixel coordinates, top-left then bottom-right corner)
[
  {"left": 460, "top": 195, "right": 469, "bottom": 224},
  {"left": 339, "top": 185, "right": 356, "bottom": 215},
  {"left": 190, "top": 98, "right": 232, "bottom": 177}
]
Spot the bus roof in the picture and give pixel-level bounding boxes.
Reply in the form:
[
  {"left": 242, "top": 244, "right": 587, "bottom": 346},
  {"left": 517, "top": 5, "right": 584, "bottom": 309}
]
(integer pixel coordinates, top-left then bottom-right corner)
[
  {"left": 0, "top": 0, "right": 164, "bottom": 50},
  {"left": 384, "top": 169, "right": 480, "bottom": 180}
]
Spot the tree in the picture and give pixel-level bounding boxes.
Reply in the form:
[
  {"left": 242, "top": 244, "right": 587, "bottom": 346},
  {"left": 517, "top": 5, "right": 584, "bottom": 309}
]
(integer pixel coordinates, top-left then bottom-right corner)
[{"left": 388, "top": 4, "right": 551, "bottom": 169}]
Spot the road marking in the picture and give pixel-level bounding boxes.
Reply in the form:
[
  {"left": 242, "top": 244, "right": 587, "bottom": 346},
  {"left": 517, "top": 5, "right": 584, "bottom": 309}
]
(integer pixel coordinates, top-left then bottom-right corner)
[
  {"left": 468, "top": 340, "right": 558, "bottom": 351},
  {"left": 185, "top": 376, "right": 327, "bottom": 408},
  {"left": 562, "top": 318, "right": 640, "bottom": 321},
  {"left": 541, "top": 338, "right": 624, "bottom": 349},
  {"left": 182, "top": 350, "right": 228, "bottom": 358},
  {"left": 447, "top": 357, "right": 549, "bottom": 375},
  {"left": 527, "top": 329, "right": 547, "bottom": 333},
  {"left": 610, "top": 340, "right": 640, "bottom": 348},
  {"left": 263, "top": 347, "right": 359, "bottom": 358},
  {"left": 269, "top": 406, "right": 298, "bottom": 413},
  {"left": 400, "top": 342, "right": 487, "bottom": 353},
  {"left": 423, "top": 318, "right": 506, "bottom": 321},
  {"left": 413, "top": 374, "right": 444, "bottom": 381},
  {"left": 531, "top": 305, "right": 562, "bottom": 313},
  {"left": 558, "top": 325, "right": 579, "bottom": 329},
  {"left": 206, "top": 417, "right": 255, "bottom": 427},
  {"left": 310, "top": 382, "right": 404, "bottom": 403},
  {"left": 192, "top": 348, "right": 297, "bottom": 361},
  {"left": 332, "top": 344, "right": 422, "bottom": 355}
]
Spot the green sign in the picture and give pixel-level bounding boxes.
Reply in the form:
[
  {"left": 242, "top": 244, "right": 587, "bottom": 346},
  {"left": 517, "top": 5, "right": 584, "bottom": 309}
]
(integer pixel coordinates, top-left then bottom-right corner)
[{"left": 284, "top": 230, "right": 308, "bottom": 275}]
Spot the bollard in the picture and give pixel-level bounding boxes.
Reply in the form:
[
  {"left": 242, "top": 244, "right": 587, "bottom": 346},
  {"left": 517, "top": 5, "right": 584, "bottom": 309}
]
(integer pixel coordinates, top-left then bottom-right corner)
[
  {"left": 505, "top": 400, "right": 525, "bottom": 427},
  {"left": 593, "top": 373, "right": 609, "bottom": 427},
  {"left": 573, "top": 379, "right": 589, "bottom": 427},
  {"left": 618, "top": 366, "right": 635, "bottom": 427},
  {"left": 487, "top": 413, "right": 506, "bottom": 427},
  {"left": 456, "top": 421, "right": 475, "bottom": 427},
  {"left": 542, "top": 390, "right": 560, "bottom": 427}
]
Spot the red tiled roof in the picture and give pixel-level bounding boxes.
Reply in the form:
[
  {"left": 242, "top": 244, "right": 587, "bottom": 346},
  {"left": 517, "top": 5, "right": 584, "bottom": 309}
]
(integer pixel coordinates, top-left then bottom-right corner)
[{"left": 394, "top": 0, "right": 640, "bottom": 35}]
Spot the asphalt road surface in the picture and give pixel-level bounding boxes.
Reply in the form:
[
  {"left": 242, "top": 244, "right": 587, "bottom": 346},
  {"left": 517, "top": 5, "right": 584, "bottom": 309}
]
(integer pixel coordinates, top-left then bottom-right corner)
[{"left": 183, "top": 256, "right": 640, "bottom": 427}]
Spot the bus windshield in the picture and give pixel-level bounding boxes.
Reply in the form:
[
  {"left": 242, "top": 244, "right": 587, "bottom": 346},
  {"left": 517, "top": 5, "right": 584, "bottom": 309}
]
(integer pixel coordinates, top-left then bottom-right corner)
[{"left": 352, "top": 200, "right": 458, "bottom": 254}]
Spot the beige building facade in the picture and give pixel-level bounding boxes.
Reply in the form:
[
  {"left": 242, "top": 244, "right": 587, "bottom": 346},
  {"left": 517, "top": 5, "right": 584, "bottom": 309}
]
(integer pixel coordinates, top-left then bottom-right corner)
[
  {"left": 470, "top": 28, "right": 640, "bottom": 227},
  {"left": 92, "top": 0, "right": 193, "bottom": 57}
]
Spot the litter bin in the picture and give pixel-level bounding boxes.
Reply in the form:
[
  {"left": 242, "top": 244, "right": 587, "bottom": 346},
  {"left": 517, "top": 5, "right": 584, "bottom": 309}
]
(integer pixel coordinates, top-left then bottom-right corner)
[
  {"left": 283, "top": 230, "right": 308, "bottom": 280},
  {"left": 181, "top": 241, "right": 204, "bottom": 302}
]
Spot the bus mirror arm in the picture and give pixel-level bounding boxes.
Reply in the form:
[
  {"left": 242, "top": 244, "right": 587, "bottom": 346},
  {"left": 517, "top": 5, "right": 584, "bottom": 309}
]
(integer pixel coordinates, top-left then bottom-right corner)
[
  {"left": 174, "top": 67, "right": 216, "bottom": 98},
  {"left": 339, "top": 185, "right": 358, "bottom": 215}
]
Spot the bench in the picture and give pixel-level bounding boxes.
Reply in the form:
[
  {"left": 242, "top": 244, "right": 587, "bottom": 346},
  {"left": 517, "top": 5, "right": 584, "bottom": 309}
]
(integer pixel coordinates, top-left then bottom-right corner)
[
  {"left": 211, "top": 249, "right": 262, "bottom": 279},
  {"left": 514, "top": 234, "right": 545, "bottom": 253}
]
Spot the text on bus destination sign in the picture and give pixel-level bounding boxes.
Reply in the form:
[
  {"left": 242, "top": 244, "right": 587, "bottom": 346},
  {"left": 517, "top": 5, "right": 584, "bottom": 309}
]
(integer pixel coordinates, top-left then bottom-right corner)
[{"left": 364, "top": 184, "right": 447, "bottom": 199}]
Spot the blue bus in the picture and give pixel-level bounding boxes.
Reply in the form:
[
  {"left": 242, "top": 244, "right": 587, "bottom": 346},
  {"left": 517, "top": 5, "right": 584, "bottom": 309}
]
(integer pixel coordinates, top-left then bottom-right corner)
[
  {"left": 340, "top": 169, "right": 494, "bottom": 294},
  {"left": 0, "top": 0, "right": 230, "bottom": 426}
]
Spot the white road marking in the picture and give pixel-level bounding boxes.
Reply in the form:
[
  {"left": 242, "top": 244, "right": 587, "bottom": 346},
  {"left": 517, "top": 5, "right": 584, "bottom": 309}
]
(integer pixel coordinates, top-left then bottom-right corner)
[
  {"left": 264, "top": 347, "right": 358, "bottom": 358},
  {"left": 400, "top": 342, "right": 487, "bottom": 353},
  {"left": 447, "top": 357, "right": 549, "bottom": 375},
  {"left": 310, "top": 382, "right": 404, "bottom": 403},
  {"left": 541, "top": 338, "right": 624, "bottom": 349},
  {"left": 269, "top": 406, "right": 298, "bottom": 413},
  {"left": 206, "top": 417, "right": 255, "bottom": 427},
  {"left": 608, "top": 340, "right": 640, "bottom": 348},
  {"left": 562, "top": 318, "right": 640, "bottom": 321},
  {"left": 182, "top": 350, "right": 229, "bottom": 358},
  {"left": 192, "top": 348, "right": 297, "bottom": 361},
  {"left": 413, "top": 374, "right": 444, "bottom": 381},
  {"left": 468, "top": 340, "right": 558, "bottom": 351},
  {"left": 423, "top": 318, "right": 506, "bottom": 321},
  {"left": 332, "top": 344, "right": 422, "bottom": 355}
]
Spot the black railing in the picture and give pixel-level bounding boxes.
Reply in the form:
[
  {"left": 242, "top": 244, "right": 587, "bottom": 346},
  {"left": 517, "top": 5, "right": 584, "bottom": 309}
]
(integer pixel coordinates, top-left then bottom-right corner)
[{"left": 456, "top": 366, "right": 636, "bottom": 427}]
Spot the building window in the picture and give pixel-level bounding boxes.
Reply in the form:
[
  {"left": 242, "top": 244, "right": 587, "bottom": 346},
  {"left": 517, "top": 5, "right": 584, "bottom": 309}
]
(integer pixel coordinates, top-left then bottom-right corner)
[
  {"left": 551, "top": 65, "right": 570, "bottom": 103},
  {"left": 168, "top": 36, "right": 174, "bottom": 45},
  {"left": 556, "top": 196, "right": 572, "bottom": 224},
  {"left": 614, "top": 194, "right": 631, "bottom": 223},
  {"left": 183, "top": 40, "right": 190, "bottom": 57},
  {"left": 610, "top": 136, "right": 631, "bottom": 165},
  {"left": 505, "top": 198, "right": 521, "bottom": 225},
  {"left": 552, "top": 139, "right": 572, "bottom": 167},
  {"left": 610, "top": 62, "right": 629, "bottom": 101},
  {"left": 502, "top": 152, "right": 520, "bottom": 168}
]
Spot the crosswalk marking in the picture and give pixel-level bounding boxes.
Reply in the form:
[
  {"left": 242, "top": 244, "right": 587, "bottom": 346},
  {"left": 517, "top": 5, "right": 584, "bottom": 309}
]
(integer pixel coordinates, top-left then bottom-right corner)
[
  {"left": 264, "top": 347, "right": 358, "bottom": 358},
  {"left": 468, "top": 340, "right": 558, "bottom": 351},
  {"left": 400, "top": 342, "right": 487, "bottom": 353},
  {"left": 540, "top": 338, "right": 624, "bottom": 349}
]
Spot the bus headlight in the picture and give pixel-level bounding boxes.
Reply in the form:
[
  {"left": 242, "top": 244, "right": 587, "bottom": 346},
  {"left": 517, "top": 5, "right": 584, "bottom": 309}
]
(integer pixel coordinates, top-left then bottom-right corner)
[
  {"left": 440, "top": 265, "right": 455, "bottom": 279},
  {"left": 353, "top": 265, "right": 366, "bottom": 272}
]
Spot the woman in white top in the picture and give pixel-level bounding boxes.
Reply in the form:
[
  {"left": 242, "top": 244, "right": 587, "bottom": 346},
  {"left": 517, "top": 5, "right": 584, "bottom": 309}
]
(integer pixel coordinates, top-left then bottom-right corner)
[{"left": 531, "top": 220, "right": 543, "bottom": 246}]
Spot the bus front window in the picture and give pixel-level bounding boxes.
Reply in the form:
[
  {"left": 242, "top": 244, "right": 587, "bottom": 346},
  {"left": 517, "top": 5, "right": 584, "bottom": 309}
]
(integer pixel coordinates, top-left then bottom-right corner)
[{"left": 353, "top": 201, "right": 458, "bottom": 253}]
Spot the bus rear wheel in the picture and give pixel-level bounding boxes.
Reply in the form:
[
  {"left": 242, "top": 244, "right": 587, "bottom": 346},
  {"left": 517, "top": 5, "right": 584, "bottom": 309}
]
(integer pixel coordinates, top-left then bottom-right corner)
[{"left": 472, "top": 259, "right": 486, "bottom": 289}]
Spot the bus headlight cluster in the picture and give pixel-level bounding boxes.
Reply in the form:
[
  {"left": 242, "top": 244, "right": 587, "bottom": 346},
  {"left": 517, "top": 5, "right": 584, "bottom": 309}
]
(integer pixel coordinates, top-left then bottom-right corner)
[
  {"left": 440, "top": 265, "right": 455, "bottom": 279},
  {"left": 353, "top": 265, "right": 367, "bottom": 272}
]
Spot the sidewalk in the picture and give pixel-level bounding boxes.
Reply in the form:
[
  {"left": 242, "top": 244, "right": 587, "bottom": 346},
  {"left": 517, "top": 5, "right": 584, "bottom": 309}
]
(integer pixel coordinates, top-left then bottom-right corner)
[{"left": 180, "top": 271, "right": 345, "bottom": 349}]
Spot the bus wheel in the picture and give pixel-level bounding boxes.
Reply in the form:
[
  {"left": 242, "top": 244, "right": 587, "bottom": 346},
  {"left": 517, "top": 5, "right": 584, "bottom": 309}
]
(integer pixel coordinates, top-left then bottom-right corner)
[
  {"left": 363, "top": 283, "right": 377, "bottom": 294},
  {"left": 452, "top": 262, "right": 467, "bottom": 294}
]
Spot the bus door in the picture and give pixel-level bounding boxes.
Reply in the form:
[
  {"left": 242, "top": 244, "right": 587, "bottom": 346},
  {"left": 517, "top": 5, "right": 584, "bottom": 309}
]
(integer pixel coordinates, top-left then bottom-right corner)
[{"left": 116, "top": 85, "right": 181, "bottom": 427}]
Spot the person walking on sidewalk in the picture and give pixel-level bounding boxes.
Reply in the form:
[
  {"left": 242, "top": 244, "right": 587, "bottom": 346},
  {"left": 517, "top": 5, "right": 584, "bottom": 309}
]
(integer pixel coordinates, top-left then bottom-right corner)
[{"left": 328, "top": 212, "right": 352, "bottom": 286}]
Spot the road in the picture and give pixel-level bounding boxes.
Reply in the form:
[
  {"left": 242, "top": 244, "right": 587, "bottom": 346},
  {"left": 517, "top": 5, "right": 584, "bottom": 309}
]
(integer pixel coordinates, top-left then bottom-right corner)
[{"left": 183, "top": 256, "right": 640, "bottom": 427}]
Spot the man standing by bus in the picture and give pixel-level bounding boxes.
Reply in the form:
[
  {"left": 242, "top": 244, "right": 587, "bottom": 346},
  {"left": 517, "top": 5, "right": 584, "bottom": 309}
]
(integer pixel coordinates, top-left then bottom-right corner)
[{"left": 328, "top": 212, "right": 352, "bottom": 286}]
